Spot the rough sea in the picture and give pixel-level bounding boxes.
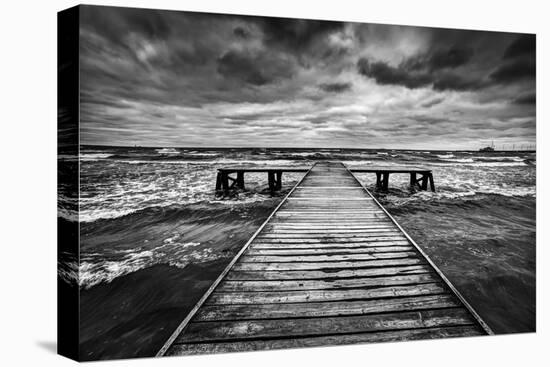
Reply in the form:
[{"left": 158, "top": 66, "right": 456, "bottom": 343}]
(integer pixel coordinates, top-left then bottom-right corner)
[{"left": 58, "top": 146, "right": 536, "bottom": 360}]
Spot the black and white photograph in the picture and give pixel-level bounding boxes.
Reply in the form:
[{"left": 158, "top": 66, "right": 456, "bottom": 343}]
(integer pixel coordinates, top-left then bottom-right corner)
[{"left": 56, "top": 2, "right": 538, "bottom": 363}]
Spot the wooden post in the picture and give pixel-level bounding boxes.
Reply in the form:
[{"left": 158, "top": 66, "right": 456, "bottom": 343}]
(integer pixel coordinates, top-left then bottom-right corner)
[
  {"left": 421, "top": 173, "right": 428, "bottom": 190},
  {"left": 268, "top": 172, "right": 275, "bottom": 192},
  {"left": 275, "top": 171, "right": 282, "bottom": 190},
  {"left": 376, "top": 173, "right": 382, "bottom": 189},
  {"left": 410, "top": 172, "right": 416, "bottom": 188},
  {"left": 236, "top": 171, "right": 245, "bottom": 189},
  {"left": 382, "top": 173, "right": 390, "bottom": 190},
  {"left": 215, "top": 171, "right": 222, "bottom": 192},
  {"left": 428, "top": 172, "right": 435, "bottom": 192},
  {"left": 222, "top": 172, "right": 229, "bottom": 193}
]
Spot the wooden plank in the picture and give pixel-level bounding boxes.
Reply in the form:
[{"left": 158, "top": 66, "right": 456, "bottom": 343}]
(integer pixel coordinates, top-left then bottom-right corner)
[
  {"left": 266, "top": 224, "right": 395, "bottom": 229},
  {"left": 217, "top": 273, "right": 438, "bottom": 292},
  {"left": 167, "top": 325, "right": 483, "bottom": 355},
  {"left": 226, "top": 265, "right": 433, "bottom": 281},
  {"left": 258, "top": 232, "right": 404, "bottom": 239},
  {"left": 296, "top": 187, "right": 359, "bottom": 192},
  {"left": 350, "top": 166, "right": 431, "bottom": 173},
  {"left": 287, "top": 197, "right": 374, "bottom": 201},
  {"left": 275, "top": 211, "right": 385, "bottom": 214},
  {"left": 253, "top": 237, "right": 408, "bottom": 244},
  {"left": 233, "top": 258, "right": 425, "bottom": 271},
  {"left": 195, "top": 294, "right": 459, "bottom": 321},
  {"left": 206, "top": 283, "right": 445, "bottom": 305},
  {"left": 218, "top": 166, "right": 310, "bottom": 172},
  {"left": 246, "top": 246, "right": 413, "bottom": 255},
  {"left": 269, "top": 220, "right": 393, "bottom": 224},
  {"left": 250, "top": 242, "right": 411, "bottom": 250},
  {"left": 263, "top": 228, "right": 398, "bottom": 233},
  {"left": 176, "top": 308, "right": 472, "bottom": 342},
  {"left": 240, "top": 252, "right": 418, "bottom": 263}
]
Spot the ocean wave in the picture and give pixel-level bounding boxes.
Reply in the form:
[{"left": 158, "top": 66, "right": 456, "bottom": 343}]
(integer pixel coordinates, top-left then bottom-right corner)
[
  {"left": 472, "top": 156, "right": 525, "bottom": 162},
  {"left": 156, "top": 148, "right": 179, "bottom": 155},
  {"left": 58, "top": 207, "right": 79, "bottom": 222},
  {"left": 80, "top": 153, "right": 114, "bottom": 161},
  {"left": 432, "top": 161, "right": 527, "bottom": 167},
  {"left": 437, "top": 154, "right": 455, "bottom": 159},
  {"left": 186, "top": 152, "right": 219, "bottom": 157},
  {"left": 58, "top": 252, "right": 79, "bottom": 286},
  {"left": 440, "top": 158, "right": 474, "bottom": 163},
  {"left": 341, "top": 160, "right": 373, "bottom": 167},
  {"left": 78, "top": 166, "right": 302, "bottom": 222},
  {"left": 79, "top": 241, "right": 219, "bottom": 289},
  {"left": 58, "top": 154, "right": 78, "bottom": 160},
  {"left": 378, "top": 188, "right": 535, "bottom": 209}
]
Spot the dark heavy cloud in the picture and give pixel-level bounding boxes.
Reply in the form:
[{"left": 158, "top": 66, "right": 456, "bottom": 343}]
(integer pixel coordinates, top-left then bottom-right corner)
[
  {"left": 216, "top": 49, "right": 294, "bottom": 85},
  {"left": 357, "top": 32, "right": 535, "bottom": 92},
  {"left": 318, "top": 82, "right": 352, "bottom": 93},
  {"left": 258, "top": 17, "right": 344, "bottom": 52},
  {"left": 403, "top": 46, "right": 473, "bottom": 71},
  {"left": 513, "top": 93, "right": 536, "bottom": 105},
  {"left": 490, "top": 59, "right": 536, "bottom": 83},
  {"left": 503, "top": 34, "right": 536, "bottom": 59},
  {"left": 79, "top": 5, "right": 536, "bottom": 149},
  {"left": 357, "top": 56, "right": 483, "bottom": 91}
]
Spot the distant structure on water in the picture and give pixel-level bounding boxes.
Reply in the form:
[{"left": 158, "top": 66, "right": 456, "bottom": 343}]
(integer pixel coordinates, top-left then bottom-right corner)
[{"left": 479, "top": 141, "right": 495, "bottom": 152}]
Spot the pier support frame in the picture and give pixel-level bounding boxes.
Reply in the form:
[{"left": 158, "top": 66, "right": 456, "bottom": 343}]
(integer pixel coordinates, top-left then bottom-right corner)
[
  {"left": 216, "top": 169, "right": 285, "bottom": 195},
  {"left": 215, "top": 171, "right": 245, "bottom": 195},
  {"left": 268, "top": 171, "right": 283, "bottom": 192},
  {"left": 409, "top": 172, "right": 435, "bottom": 192},
  {"left": 376, "top": 172, "right": 390, "bottom": 190}
]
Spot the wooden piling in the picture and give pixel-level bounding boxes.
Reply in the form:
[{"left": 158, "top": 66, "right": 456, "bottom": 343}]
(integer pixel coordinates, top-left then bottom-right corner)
[
  {"left": 215, "top": 172, "right": 222, "bottom": 192},
  {"left": 268, "top": 172, "right": 275, "bottom": 192},
  {"left": 236, "top": 172, "right": 245, "bottom": 189},
  {"left": 410, "top": 172, "right": 416, "bottom": 188},
  {"left": 421, "top": 174, "right": 428, "bottom": 190},
  {"left": 382, "top": 173, "right": 390, "bottom": 190},
  {"left": 276, "top": 171, "right": 282, "bottom": 190},
  {"left": 221, "top": 172, "right": 229, "bottom": 192},
  {"left": 428, "top": 173, "right": 435, "bottom": 192}
]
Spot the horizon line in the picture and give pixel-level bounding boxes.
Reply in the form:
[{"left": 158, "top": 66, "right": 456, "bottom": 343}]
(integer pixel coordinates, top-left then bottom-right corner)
[{"left": 78, "top": 143, "right": 536, "bottom": 152}]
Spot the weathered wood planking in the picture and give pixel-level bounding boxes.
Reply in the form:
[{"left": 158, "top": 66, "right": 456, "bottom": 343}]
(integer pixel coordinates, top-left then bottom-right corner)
[{"left": 161, "top": 162, "right": 491, "bottom": 357}]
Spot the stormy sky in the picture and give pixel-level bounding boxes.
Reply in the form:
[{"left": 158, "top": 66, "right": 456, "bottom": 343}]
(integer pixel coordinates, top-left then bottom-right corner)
[{"left": 79, "top": 5, "right": 536, "bottom": 149}]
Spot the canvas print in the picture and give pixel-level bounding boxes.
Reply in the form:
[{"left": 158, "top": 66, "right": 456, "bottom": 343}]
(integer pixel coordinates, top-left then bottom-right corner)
[{"left": 58, "top": 5, "right": 536, "bottom": 361}]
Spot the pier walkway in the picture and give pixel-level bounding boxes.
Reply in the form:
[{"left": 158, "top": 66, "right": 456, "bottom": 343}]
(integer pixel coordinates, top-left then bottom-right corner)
[{"left": 160, "top": 162, "right": 491, "bottom": 356}]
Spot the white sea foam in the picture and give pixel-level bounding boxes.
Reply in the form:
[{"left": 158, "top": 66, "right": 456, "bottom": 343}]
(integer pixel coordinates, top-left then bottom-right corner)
[
  {"left": 80, "top": 153, "right": 114, "bottom": 161},
  {"left": 471, "top": 156, "right": 525, "bottom": 162},
  {"left": 58, "top": 207, "right": 79, "bottom": 222},
  {"left": 58, "top": 154, "right": 78, "bottom": 160},
  {"left": 432, "top": 161, "right": 526, "bottom": 167},
  {"left": 78, "top": 241, "right": 216, "bottom": 288},
  {"left": 156, "top": 148, "right": 180, "bottom": 154},
  {"left": 441, "top": 158, "right": 475, "bottom": 163}
]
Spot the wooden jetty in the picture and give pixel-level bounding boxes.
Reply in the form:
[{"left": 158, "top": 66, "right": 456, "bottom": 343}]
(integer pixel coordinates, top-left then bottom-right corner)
[
  {"left": 216, "top": 165, "right": 435, "bottom": 194},
  {"left": 352, "top": 166, "right": 435, "bottom": 192},
  {"left": 216, "top": 166, "right": 309, "bottom": 193},
  {"left": 160, "top": 162, "right": 490, "bottom": 356}
]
